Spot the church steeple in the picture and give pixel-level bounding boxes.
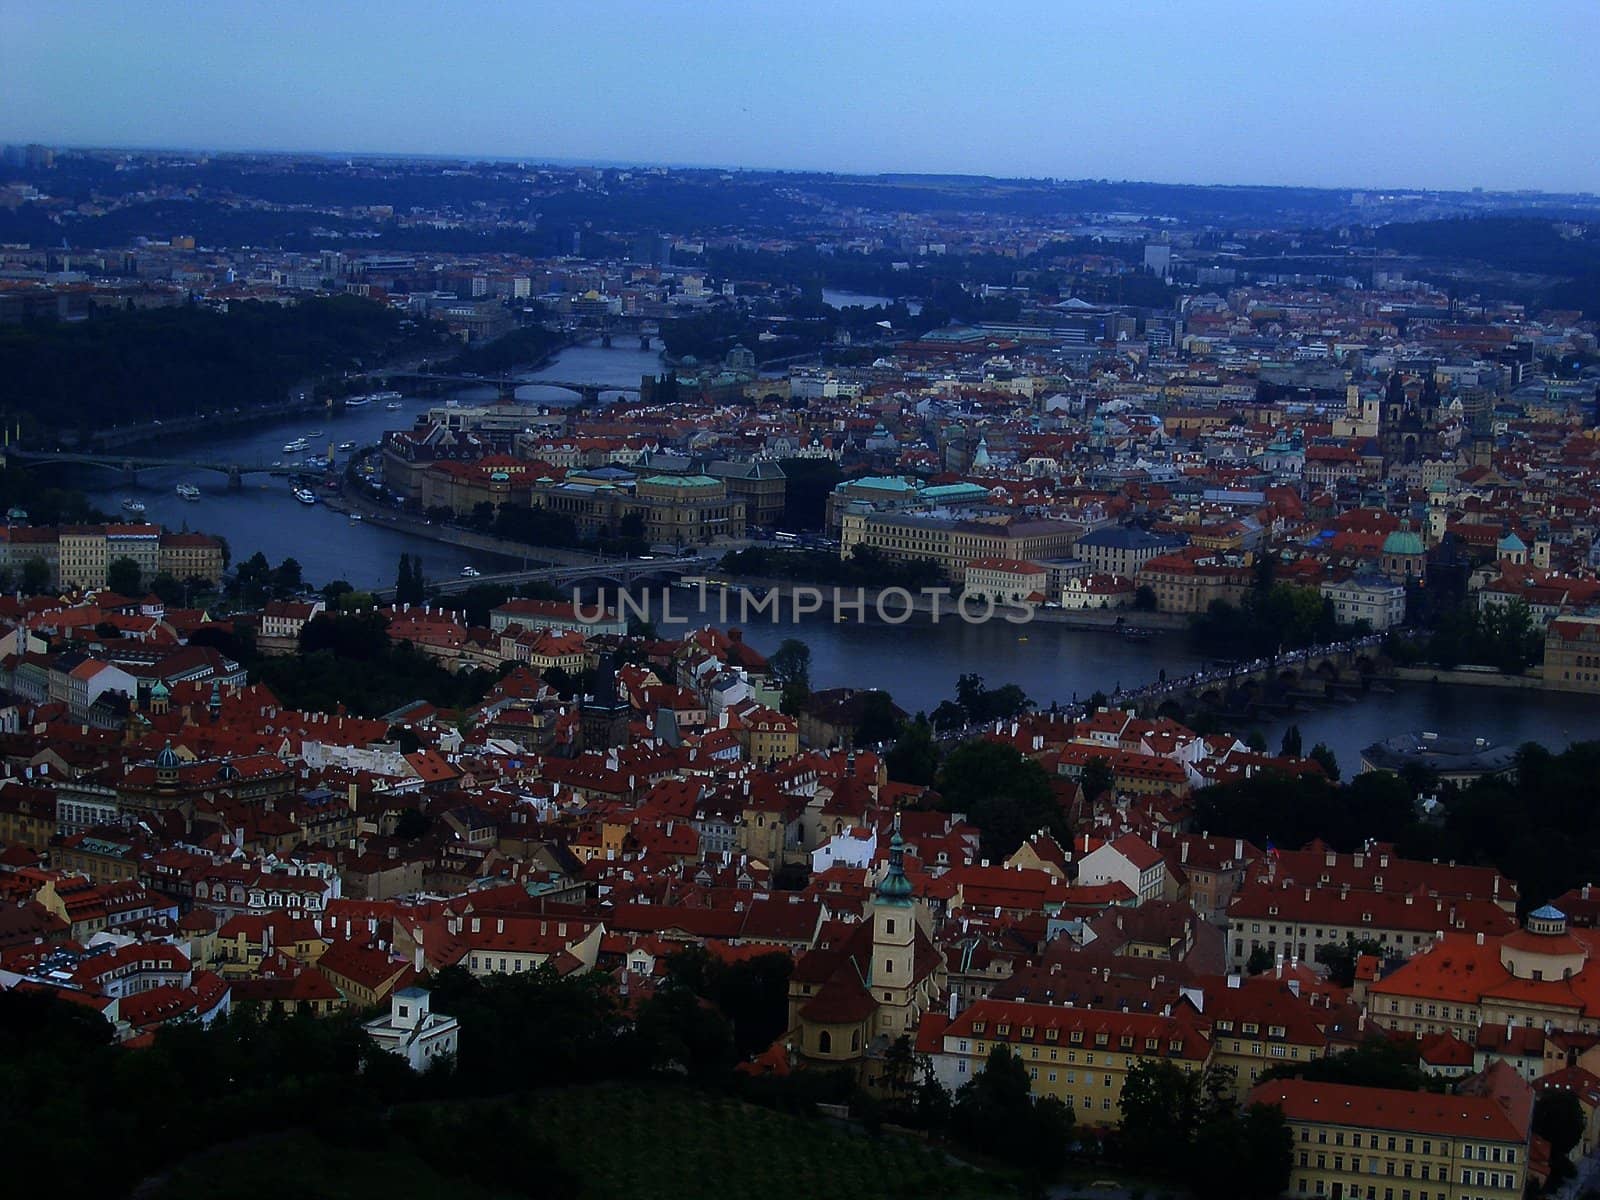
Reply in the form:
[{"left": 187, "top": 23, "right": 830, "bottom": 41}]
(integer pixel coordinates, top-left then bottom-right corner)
[{"left": 876, "top": 812, "right": 913, "bottom": 906}]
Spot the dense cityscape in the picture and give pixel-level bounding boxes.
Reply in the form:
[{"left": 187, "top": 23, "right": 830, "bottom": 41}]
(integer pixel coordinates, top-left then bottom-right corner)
[{"left": 4, "top": 11, "right": 1600, "bottom": 1199}]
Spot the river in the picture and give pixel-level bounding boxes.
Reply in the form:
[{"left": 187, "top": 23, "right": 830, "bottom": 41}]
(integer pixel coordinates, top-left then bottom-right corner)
[
  {"left": 61, "top": 339, "right": 665, "bottom": 590},
  {"left": 647, "top": 590, "right": 1600, "bottom": 777},
  {"left": 54, "top": 338, "right": 1600, "bottom": 769},
  {"left": 821, "top": 289, "right": 923, "bottom": 315}
]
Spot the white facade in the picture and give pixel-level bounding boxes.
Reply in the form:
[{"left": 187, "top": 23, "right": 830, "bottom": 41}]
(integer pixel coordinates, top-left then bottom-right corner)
[
  {"left": 810, "top": 826, "right": 878, "bottom": 874},
  {"left": 1077, "top": 836, "right": 1165, "bottom": 903},
  {"left": 1319, "top": 574, "right": 1406, "bottom": 631},
  {"left": 363, "top": 986, "right": 459, "bottom": 1071}
]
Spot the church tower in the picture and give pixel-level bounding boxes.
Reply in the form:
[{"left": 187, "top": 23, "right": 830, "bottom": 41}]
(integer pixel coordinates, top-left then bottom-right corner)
[{"left": 869, "top": 814, "right": 917, "bottom": 1036}]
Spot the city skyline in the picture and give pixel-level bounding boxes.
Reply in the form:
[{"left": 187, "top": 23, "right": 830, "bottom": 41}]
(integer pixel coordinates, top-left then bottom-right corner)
[{"left": 4, "top": 0, "right": 1598, "bottom": 194}]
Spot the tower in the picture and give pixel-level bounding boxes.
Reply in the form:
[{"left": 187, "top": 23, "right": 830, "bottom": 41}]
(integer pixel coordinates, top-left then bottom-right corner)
[{"left": 869, "top": 814, "right": 917, "bottom": 1036}]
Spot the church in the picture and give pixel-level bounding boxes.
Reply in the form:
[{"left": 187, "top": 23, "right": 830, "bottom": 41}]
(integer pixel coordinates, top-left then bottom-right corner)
[{"left": 785, "top": 815, "right": 947, "bottom": 1088}]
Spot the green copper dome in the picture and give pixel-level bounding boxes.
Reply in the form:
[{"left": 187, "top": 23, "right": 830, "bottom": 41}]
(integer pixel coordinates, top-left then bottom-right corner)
[{"left": 876, "top": 813, "right": 914, "bottom": 906}]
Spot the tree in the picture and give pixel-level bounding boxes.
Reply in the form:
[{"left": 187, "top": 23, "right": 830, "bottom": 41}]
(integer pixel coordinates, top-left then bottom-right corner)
[
  {"left": 20, "top": 556, "right": 51, "bottom": 595},
  {"left": 1534, "top": 1091, "right": 1585, "bottom": 1182},
  {"left": 270, "top": 557, "right": 303, "bottom": 597},
  {"left": 935, "top": 740, "right": 1066, "bottom": 860},
  {"left": 1117, "top": 1058, "right": 1201, "bottom": 1165},
  {"left": 1280, "top": 724, "right": 1303, "bottom": 758},
  {"left": 1080, "top": 755, "right": 1115, "bottom": 804},
  {"left": 321, "top": 579, "right": 355, "bottom": 606},
  {"left": 1247, "top": 944, "right": 1275, "bottom": 975},
  {"left": 951, "top": 1046, "right": 1074, "bottom": 1178},
  {"left": 106, "top": 556, "right": 142, "bottom": 596},
  {"left": 770, "top": 638, "right": 812, "bottom": 716},
  {"left": 1191, "top": 1103, "right": 1293, "bottom": 1200},
  {"left": 885, "top": 715, "right": 939, "bottom": 786},
  {"left": 394, "top": 553, "right": 426, "bottom": 605},
  {"left": 1134, "top": 584, "right": 1157, "bottom": 611},
  {"left": 1309, "top": 742, "right": 1341, "bottom": 781},
  {"left": 149, "top": 571, "right": 185, "bottom": 606},
  {"left": 854, "top": 690, "right": 903, "bottom": 746}
]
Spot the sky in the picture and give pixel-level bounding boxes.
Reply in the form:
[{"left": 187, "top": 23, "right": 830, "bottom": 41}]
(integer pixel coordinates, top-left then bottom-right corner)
[{"left": 3, "top": 0, "right": 1597, "bottom": 193}]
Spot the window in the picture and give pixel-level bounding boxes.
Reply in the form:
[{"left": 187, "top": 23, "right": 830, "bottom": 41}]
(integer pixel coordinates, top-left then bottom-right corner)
[{"left": 818, "top": 1030, "right": 832, "bottom": 1054}]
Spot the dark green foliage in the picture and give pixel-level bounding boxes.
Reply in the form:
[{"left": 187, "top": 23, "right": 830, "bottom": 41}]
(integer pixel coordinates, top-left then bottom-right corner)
[
  {"left": 1191, "top": 584, "right": 1366, "bottom": 656},
  {"left": 1421, "top": 599, "right": 1543, "bottom": 673},
  {"left": 1259, "top": 1036, "right": 1438, "bottom": 1092},
  {"left": 951, "top": 1046, "right": 1075, "bottom": 1179},
  {"left": 854, "top": 689, "right": 904, "bottom": 745},
  {"left": 0, "top": 296, "right": 444, "bottom": 434},
  {"left": 885, "top": 714, "right": 939, "bottom": 785},
  {"left": 437, "top": 324, "right": 560, "bottom": 375},
  {"left": 1115, "top": 1060, "right": 1290, "bottom": 1200},
  {"left": 953, "top": 673, "right": 1033, "bottom": 724},
  {"left": 932, "top": 740, "right": 1066, "bottom": 860},
  {"left": 662, "top": 946, "right": 794, "bottom": 1059},
  {"left": 1192, "top": 767, "right": 1416, "bottom": 852},
  {"left": 106, "top": 555, "right": 142, "bottom": 596},
  {"left": 1534, "top": 1091, "right": 1585, "bottom": 1184}
]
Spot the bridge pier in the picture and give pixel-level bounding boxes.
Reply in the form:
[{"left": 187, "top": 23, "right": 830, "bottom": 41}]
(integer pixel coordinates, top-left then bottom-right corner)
[
  {"left": 580, "top": 385, "right": 601, "bottom": 406},
  {"left": 122, "top": 460, "right": 137, "bottom": 484},
  {"left": 227, "top": 465, "right": 243, "bottom": 491},
  {"left": 600, "top": 330, "right": 613, "bottom": 349},
  {"left": 640, "top": 334, "right": 652, "bottom": 351}
]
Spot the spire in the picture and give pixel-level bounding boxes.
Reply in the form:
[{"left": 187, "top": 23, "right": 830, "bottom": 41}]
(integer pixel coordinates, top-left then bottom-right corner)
[{"left": 876, "top": 811, "right": 913, "bottom": 906}]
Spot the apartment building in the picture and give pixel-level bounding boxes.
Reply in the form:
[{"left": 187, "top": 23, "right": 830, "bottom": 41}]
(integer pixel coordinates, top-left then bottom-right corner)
[
  {"left": 926, "top": 999, "right": 1210, "bottom": 1126},
  {"left": 839, "top": 509, "right": 1080, "bottom": 581},
  {"left": 1248, "top": 1079, "right": 1529, "bottom": 1200},
  {"left": 1544, "top": 614, "right": 1600, "bottom": 695}
]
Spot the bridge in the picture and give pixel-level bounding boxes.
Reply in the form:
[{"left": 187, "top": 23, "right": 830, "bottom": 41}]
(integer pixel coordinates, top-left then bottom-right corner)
[
  {"left": 4, "top": 448, "right": 308, "bottom": 489},
  {"left": 1110, "top": 635, "right": 1391, "bottom": 719},
  {"left": 355, "top": 370, "right": 643, "bottom": 405},
  {"left": 371, "top": 553, "right": 719, "bottom": 602}
]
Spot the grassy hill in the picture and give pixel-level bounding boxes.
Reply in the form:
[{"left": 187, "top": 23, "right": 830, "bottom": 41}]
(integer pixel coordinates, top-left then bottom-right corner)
[{"left": 145, "top": 1084, "right": 1013, "bottom": 1200}]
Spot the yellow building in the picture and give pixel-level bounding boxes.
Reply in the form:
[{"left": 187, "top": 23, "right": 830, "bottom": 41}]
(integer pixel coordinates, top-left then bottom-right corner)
[
  {"left": 929, "top": 999, "right": 1210, "bottom": 1126},
  {"left": 1545, "top": 614, "right": 1600, "bottom": 695},
  {"left": 1248, "top": 1078, "right": 1529, "bottom": 1200},
  {"left": 839, "top": 510, "right": 1080, "bottom": 581}
]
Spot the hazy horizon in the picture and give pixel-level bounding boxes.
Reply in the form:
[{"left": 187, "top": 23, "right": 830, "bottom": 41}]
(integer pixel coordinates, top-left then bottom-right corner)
[{"left": 4, "top": 0, "right": 1597, "bottom": 194}]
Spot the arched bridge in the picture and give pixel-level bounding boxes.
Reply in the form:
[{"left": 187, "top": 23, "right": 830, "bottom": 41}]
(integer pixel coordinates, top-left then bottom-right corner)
[
  {"left": 4, "top": 448, "right": 303, "bottom": 489},
  {"left": 1111, "top": 635, "right": 1392, "bottom": 719},
  {"left": 355, "top": 371, "right": 642, "bottom": 405}
]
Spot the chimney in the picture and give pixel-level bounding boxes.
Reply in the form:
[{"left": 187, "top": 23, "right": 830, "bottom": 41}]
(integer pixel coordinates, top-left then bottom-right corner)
[{"left": 1235, "top": 837, "right": 1243, "bottom": 860}]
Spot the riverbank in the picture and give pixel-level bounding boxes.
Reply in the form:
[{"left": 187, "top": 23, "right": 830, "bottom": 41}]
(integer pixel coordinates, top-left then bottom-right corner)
[
  {"left": 320, "top": 492, "right": 605, "bottom": 568},
  {"left": 1393, "top": 665, "right": 1549, "bottom": 690}
]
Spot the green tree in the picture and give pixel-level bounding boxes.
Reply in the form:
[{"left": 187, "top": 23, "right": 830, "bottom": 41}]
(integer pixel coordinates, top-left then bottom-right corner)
[
  {"left": 1191, "top": 1103, "right": 1293, "bottom": 1200},
  {"left": 1247, "top": 944, "right": 1275, "bottom": 975},
  {"left": 1280, "top": 724, "right": 1303, "bottom": 758},
  {"left": 1117, "top": 1058, "right": 1202, "bottom": 1165},
  {"left": 1534, "top": 1091, "right": 1585, "bottom": 1182},
  {"left": 854, "top": 690, "right": 903, "bottom": 745},
  {"left": 951, "top": 1046, "right": 1074, "bottom": 1179},
  {"left": 149, "top": 571, "right": 185, "bottom": 606},
  {"left": 270, "top": 556, "right": 303, "bottom": 597},
  {"left": 1309, "top": 742, "right": 1341, "bottom": 781},
  {"left": 885, "top": 715, "right": 939, "bottom": 786},
  {"left": 935, "top": 740, "right": 1065, "bottom": 860},
  {"left": 1080, "top": 755, "right": 1115, "bottom": 803},
  {"left": 105, "top": 556, "right": 142, "bottom": 595}
]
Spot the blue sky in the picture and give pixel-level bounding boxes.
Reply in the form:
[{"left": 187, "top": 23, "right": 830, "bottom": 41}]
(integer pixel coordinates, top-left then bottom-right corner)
[{"left": 3, "top": 0, "right": 1596, "bottom": 192}]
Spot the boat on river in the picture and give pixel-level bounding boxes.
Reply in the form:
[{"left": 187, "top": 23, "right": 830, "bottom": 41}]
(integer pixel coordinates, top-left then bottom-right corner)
[
  {"left": 176, "top": 484, "right": 200, "bottom": 501},
  {"left": 292, "top": 488, "right": 317, "bottom": 506}
]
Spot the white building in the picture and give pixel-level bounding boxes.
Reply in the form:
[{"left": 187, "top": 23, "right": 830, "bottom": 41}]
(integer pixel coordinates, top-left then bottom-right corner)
[
  {"left": 810, "top": 825, "right": 878, "bottom": 874},
  {"left": 363, "top": 986, "right": 459, "bottom": 1071},
  {"left": 1319, "top": 573, "right": 1406, "bottom": 631},
  {"left": 1076, "top": 833, "right": 1167, "bottom": 903}
]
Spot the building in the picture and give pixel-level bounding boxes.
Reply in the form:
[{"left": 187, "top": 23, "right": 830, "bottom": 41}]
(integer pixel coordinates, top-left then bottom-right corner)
[
  {"left": 1320, "top": 574, "right": 1407, "bottom": 631},
  {"left": 1074, "top": 526, "right": 1188, "bottom": 577},
  {"left": 787, "top": 816, "right": 946, "bottom": 1086},
  {"left": 962, "top": 558, "right": 1047, "bottom": 606},
  {"left": 1368, "top": 906, "right": 1600, "bottom": 1040},
  {"left": 839, "top": 509, "right": 1080, "bottom": 581},
  {"left": 1359, "top": 734, "right": 1516, "bottom": 786},
  {"left": 927, "top": 999, "right": 1210, "bottom": 1126},
  {"left": 1248, "top": 1078, "right": 1529, "bottom": 1200},
  {"left": 1545, "top": 614, "right": 1600, "bottom": 695},
  {"left": 1137, "top": 549, "right": 1252, "bottom": 614},
  {"left": 362, "top": 986, "right": 460, "bottom": 1071}
]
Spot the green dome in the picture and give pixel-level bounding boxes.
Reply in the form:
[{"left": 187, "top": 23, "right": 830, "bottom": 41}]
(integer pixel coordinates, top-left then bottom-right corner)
[
  {"left": 876, "top": 815, "right": 914, "bottom": 906},
  {"left": 1381, "top": 528, "right": 1424, "bottom": 556}
]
